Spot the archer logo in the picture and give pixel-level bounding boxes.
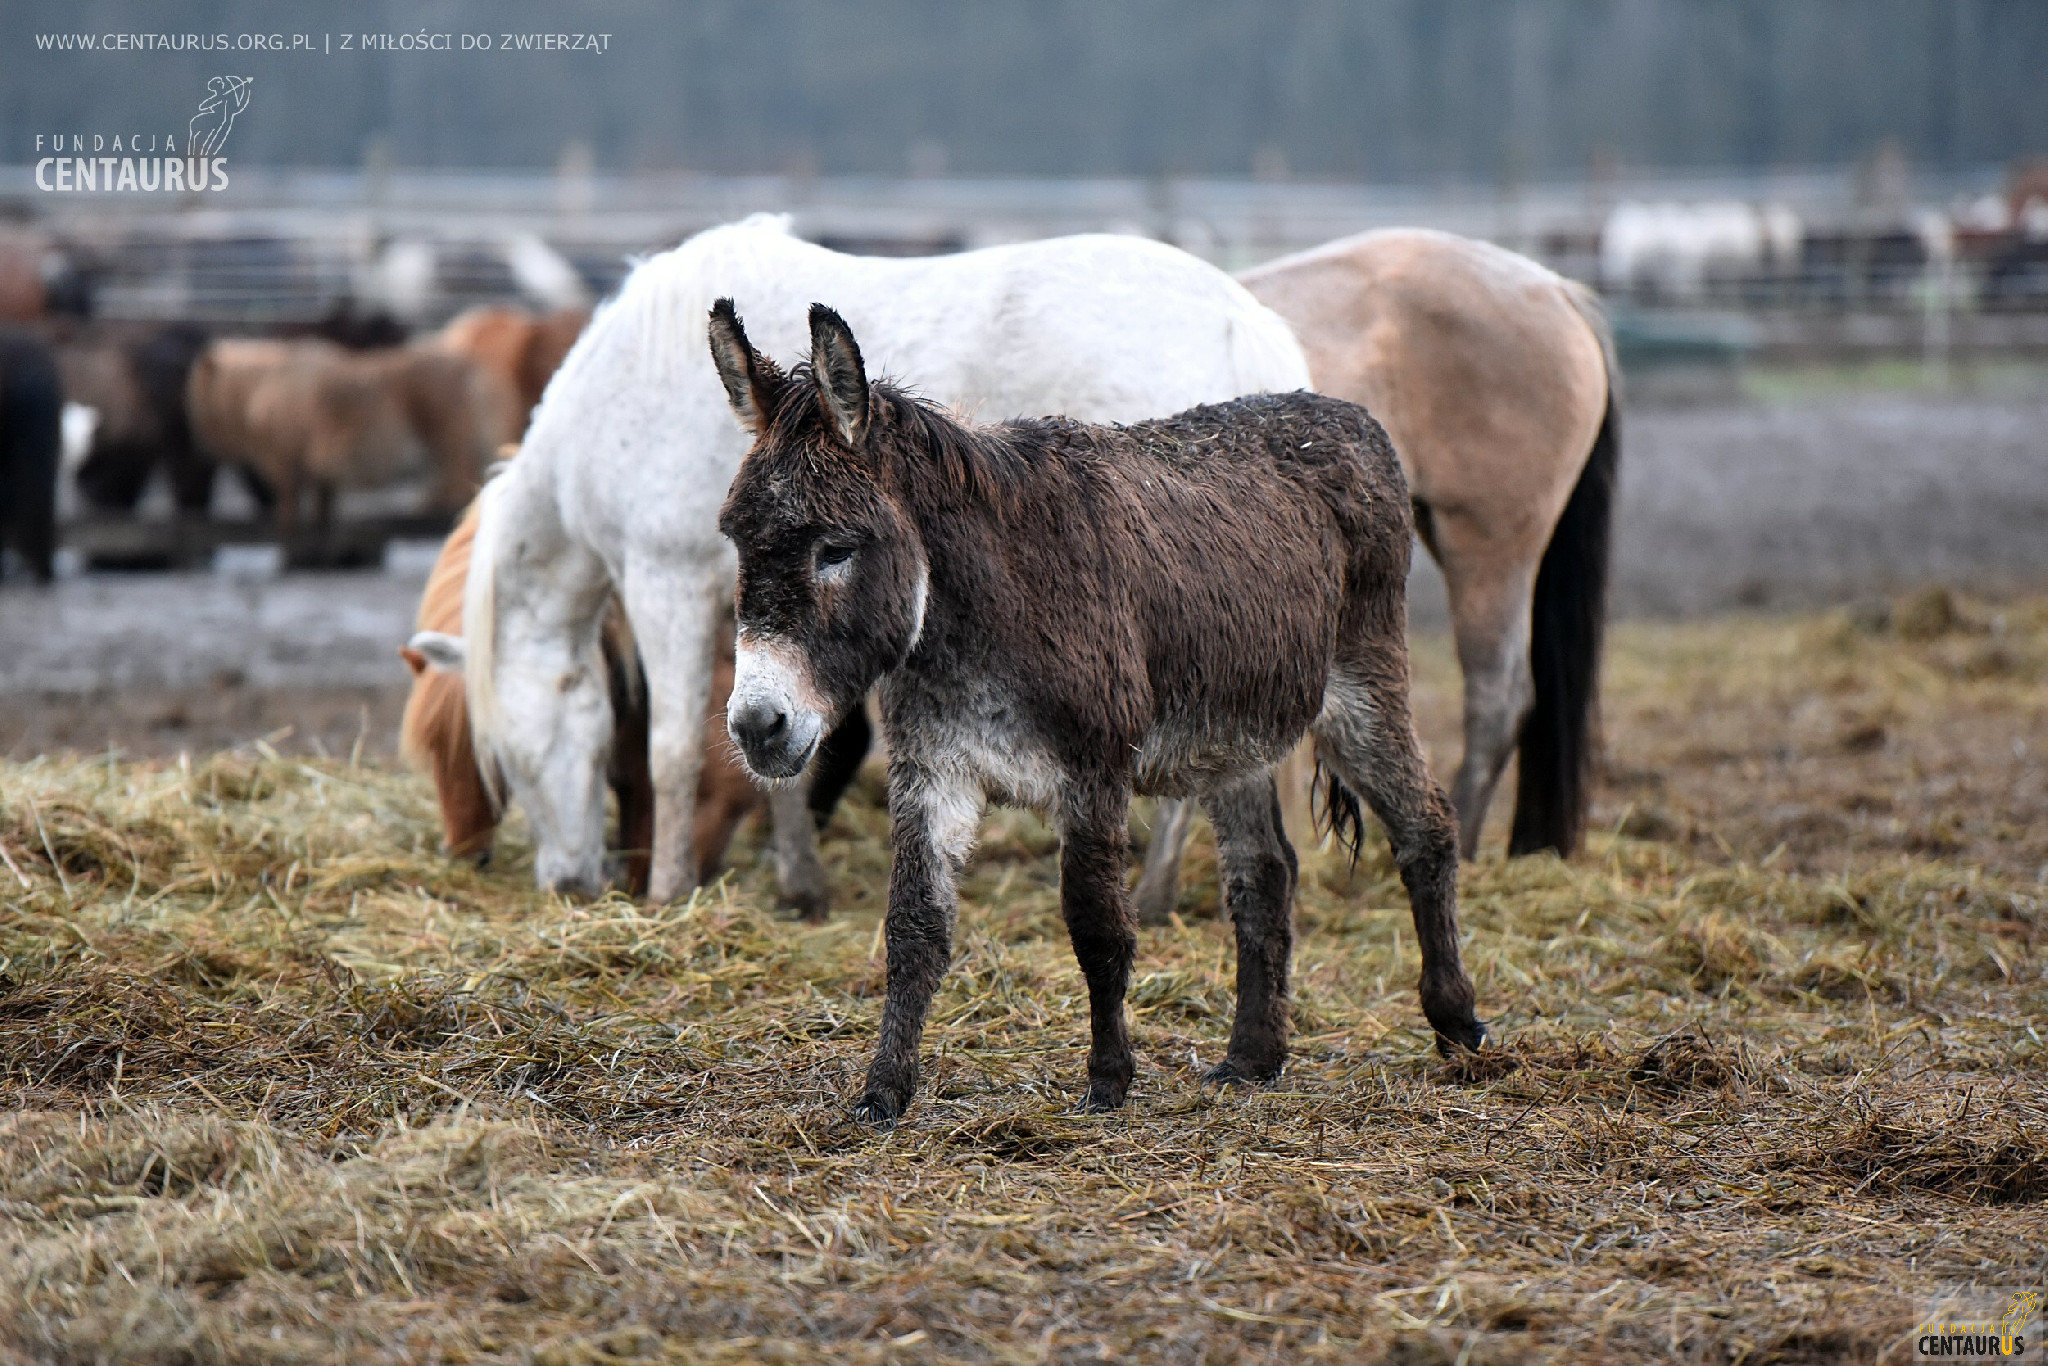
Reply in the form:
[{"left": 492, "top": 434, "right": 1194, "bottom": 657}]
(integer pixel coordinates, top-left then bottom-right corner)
[
  {"left": 188, "top": 76, "right": 253, "bottom": 157},
  {"left": 34, "top": 75, "right": 254, "bottom": 192}
]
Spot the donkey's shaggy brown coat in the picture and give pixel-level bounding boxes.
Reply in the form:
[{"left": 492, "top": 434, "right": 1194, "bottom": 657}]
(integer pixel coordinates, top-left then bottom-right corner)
[{"left": 712, "top": 302, "right": 1482, "bottom": 1122}]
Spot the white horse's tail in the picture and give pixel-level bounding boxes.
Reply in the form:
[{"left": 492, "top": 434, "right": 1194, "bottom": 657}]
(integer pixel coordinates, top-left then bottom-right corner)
[{"left": 462, "top": 470, "right": 508, "bottom": 810}]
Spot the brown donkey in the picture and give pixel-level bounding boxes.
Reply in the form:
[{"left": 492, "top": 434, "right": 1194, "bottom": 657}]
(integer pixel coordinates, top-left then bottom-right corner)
[{"left": 710, "top": 300, "right": 1483, "bottom": 1122}]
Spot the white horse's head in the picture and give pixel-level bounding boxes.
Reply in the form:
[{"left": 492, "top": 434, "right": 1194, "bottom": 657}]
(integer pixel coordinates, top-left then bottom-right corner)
[{"left": 415, "top": 471, "right": 613, "bottom": 894}]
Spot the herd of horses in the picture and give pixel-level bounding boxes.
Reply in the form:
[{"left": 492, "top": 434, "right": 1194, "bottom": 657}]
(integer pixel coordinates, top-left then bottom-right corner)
[
  {"left": 394, "top": 216, "right": 1616, "bottom": 1116},
  {"left": 11, "top": 216, "right": 1621, "bottom": 1117},
  {"left": 0, "top": 303, "right": 587, "bottom": 572}
]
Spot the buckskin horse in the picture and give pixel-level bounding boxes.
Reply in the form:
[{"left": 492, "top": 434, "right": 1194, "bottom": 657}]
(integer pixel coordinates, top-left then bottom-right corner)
[
  {"left": 1134, "top": 228, "right": 1618, "bottom": 920},
  {"left": 713, "top": 302, "right": 1483, "bottom": 1122}
]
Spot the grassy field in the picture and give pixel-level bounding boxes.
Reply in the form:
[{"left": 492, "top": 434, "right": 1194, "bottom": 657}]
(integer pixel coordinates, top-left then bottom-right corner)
[{"left": 0, "top": 594, "right": 2043, "bottom": 1363}]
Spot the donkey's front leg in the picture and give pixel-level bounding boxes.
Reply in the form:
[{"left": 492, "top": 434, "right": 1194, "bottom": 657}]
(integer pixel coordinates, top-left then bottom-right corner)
[
  {"left": 856, "top": 764, "right": 982, "bottom": 1124},
  {"left": 1058, "top": 780, "right": 1140, "bottom": 1110}
]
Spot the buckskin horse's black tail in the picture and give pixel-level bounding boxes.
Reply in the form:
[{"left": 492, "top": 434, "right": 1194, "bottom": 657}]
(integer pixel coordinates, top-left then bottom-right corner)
[{"left": 1509, "top": 386, "right": 1618, "bottom": 858}]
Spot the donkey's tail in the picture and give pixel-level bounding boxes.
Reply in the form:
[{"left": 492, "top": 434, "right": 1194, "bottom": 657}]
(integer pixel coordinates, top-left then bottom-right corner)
[
  {"left": 1509, "top": 296, "right": 1619, "bottom": 857},
  {"left": 1313, "top": 757, "right": 1369, "bottom": 870}
]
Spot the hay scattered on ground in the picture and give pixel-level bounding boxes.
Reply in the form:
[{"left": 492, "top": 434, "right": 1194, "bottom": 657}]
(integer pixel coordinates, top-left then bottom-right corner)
[{"left": 0, "top": 597, "right": 2043, "bottom": 1362}]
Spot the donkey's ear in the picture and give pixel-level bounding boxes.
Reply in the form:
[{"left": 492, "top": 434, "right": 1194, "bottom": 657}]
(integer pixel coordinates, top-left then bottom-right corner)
[
  {"left": 707, "top": 298, "right": 784, "bottom": 436},
  {"left": 808, "top": 303, "right": 869, "bottom": 448}
]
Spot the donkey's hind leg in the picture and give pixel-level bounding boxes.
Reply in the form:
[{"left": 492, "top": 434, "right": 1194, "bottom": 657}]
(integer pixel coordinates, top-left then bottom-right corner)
[
  {"left": 1315, "top": 665, "right": 1485, "bottom": 1054},
  {"left": 1202, "top": 771, "right": 1298, "bottom": 1084}
]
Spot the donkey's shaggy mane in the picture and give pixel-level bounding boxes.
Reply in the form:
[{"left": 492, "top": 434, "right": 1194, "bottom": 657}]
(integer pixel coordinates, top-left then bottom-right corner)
[{"left": 769, "top": 366, "right": 1037, "bottom": 513}]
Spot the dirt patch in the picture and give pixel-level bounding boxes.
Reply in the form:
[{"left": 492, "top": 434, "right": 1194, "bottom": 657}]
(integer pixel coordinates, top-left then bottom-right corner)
[{"left": 0, "top": 681, "right": 408, "bottom": 761}]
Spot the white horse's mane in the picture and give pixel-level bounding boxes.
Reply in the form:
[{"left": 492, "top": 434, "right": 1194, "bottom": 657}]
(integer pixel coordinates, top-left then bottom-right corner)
[
  {"left": 617, "top": 212, "right": 795, "bottom": 385},
  {"left": 463, "top": 466, "right": 509, "bottom": 809}
]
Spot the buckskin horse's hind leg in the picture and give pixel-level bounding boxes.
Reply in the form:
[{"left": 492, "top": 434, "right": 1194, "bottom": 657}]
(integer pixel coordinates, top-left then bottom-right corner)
[
  {"left": 1057, "top": 779, "right": 1140, "bottom": 1110},
  {"left": 1445, "top": 573, "right": 1537, "bottom": 858},
  {"left": 1132, "top": 798, "right": 1195, "bottom": 926},
  {"left": 1315, "top": 662, "right": 1486, "bottom": 1054},
  {"left": 1202, "top": 771, "right": 1298, "bottom": 1084}
]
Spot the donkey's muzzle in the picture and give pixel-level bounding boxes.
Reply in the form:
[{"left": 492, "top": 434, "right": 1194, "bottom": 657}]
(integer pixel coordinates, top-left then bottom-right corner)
[{"left": 728, "top": 699, "right": 820, "bottom": 782}]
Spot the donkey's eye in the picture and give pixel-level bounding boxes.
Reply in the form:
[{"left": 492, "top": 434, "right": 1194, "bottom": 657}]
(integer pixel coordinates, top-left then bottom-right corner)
[{"left": 814, "top": 542, "right": 857, "bottom": 574}]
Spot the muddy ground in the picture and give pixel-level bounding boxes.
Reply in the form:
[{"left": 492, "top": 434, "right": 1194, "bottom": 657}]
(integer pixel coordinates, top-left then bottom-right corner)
[{"left": 4, "top": 377, "right": 2045, "bottom": 771}]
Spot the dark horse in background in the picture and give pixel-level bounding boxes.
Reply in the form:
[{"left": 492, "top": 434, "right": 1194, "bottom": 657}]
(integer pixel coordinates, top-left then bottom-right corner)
[
  {"left": 711, "top": 301, "right": 1483, "bottom": 1123},
  {"left": 64, "top": 323, "right": 215, "bottom": 514},
  {"left": 0, "top": 329, "right": 62, "bottom": 581}
]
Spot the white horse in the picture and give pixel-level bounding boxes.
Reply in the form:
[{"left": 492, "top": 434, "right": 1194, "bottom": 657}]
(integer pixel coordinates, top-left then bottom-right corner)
[{"left": 414, "top": 215, "right": 1310, "bottom": 904}]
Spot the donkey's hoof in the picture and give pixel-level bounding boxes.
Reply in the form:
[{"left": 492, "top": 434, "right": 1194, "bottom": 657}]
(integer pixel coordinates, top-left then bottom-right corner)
[
  {"left": 1432, "top": 1017, "right": 1489, "bottom": 1057},
  {"left": 1204, "top": 1057, "right": 1282, "bottom": 1088},
  {"left": 852, "top": 1090, "right": 905, "bottom": 1126},
  {"left": 1078, "top": 1081, "right": 1130, "bottom": 1112}
]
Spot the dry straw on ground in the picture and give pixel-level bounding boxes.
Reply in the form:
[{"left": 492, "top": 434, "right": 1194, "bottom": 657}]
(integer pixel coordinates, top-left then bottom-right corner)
[{"left": 0, "top": 596, "right": 2043, "bottom": 1363}]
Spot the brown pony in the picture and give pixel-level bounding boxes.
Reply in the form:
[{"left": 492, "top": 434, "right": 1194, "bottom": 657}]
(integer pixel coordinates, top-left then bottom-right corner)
[
  {"left": 187, "top": 338, "right": 510, "bottom": 560},
  {"left": 712, "top": 301, "right": 1481, "bottom": 1122},
  {"left": 432, "top": 305, "right": 590, "bottom": 444}
]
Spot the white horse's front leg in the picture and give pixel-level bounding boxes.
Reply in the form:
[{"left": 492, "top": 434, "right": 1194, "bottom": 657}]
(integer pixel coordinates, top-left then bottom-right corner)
[
  {"left": 621, "top": 562, "right": 721, "bottom": 904},
  {"left": 767, "top": 781, "right": 830, "bottom": 921}
]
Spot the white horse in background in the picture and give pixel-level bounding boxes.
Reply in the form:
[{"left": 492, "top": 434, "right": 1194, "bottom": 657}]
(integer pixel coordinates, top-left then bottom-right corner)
[{"left": 415, "top": 215, "right": 1310, "bottom": 905}]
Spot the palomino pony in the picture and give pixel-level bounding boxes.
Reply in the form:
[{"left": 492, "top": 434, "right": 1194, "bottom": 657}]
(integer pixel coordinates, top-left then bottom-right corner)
[
  {"left": 399, "top": 492, "right": 868, "bottom": 896},
  {"left": 1134, "top": 229, "right": 1618, "bottom": 919},
  {"left": 186, "top": 338, "right": 508, "bottom": 561},
  {"left": 713, "top": 303, "right": 1482, "bottom": 1121},
  {"left": 417, "top": 215, "right": 1308, "bottom": 905}
]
